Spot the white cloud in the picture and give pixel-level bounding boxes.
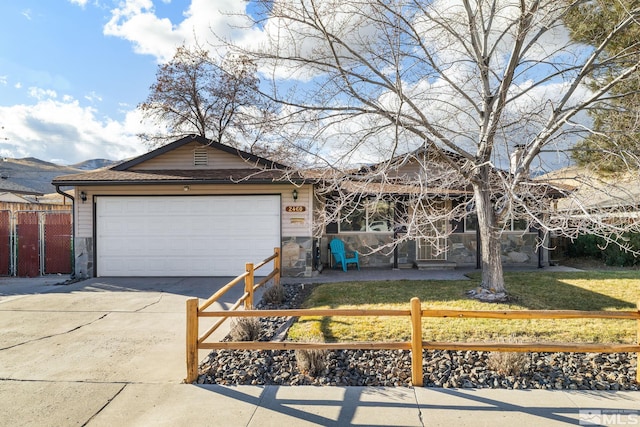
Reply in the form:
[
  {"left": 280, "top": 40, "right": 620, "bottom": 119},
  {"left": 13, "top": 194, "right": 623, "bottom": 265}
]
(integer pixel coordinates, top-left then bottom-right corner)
[
  {"left": 103, "top": 0, "right": 257, "bottom": 62},
  {"left": 0, "top": 98, "right": 150, "bottom": 164},
  {"left": 68, "top": 0, "right": 88, "bottom": 7},
  {"left": 84, "top": 91, "right": 103, "bottom": 103},
  {"left": 27, "top": 87, "right": 58, "bottom": 100},
  {"left": 104, "top": 0, "right": 182, "bottom": 62}
]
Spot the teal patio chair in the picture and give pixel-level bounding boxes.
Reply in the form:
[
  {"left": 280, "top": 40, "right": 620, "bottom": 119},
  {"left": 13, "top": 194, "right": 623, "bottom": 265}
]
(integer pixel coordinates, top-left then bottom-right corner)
[{"left": 329, "top": 238, "right": 360, "bottom": 272}]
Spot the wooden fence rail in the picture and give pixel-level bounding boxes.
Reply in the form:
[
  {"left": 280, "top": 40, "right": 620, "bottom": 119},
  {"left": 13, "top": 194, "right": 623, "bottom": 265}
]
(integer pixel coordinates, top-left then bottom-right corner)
[
  {"left": 186, "top": 247, "right": 280, "bottom": 382},
  {"left": 186, "top": 258, "right": 640, "bottom": 385}
]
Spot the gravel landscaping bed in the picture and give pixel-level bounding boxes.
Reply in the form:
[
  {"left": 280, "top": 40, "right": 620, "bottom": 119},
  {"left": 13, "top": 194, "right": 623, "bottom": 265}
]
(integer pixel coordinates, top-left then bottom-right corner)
[{"left": 197, "top": 283, "right": 638, "bottom": 390}]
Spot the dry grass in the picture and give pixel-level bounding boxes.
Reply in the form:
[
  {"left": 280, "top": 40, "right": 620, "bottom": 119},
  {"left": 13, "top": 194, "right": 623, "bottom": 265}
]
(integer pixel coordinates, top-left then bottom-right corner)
[{"left": 287, "top": 270, "right": 640, "bottom": 344}]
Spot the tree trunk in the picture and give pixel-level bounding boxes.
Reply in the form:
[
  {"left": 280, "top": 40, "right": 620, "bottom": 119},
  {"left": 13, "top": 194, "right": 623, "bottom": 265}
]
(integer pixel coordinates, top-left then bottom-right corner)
[{"left": 473, "top": 180, "right": 507, "bottom": 294}]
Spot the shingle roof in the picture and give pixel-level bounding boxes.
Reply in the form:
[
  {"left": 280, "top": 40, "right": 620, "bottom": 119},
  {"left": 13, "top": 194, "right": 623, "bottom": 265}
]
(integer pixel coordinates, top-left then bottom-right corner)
[
  {"left": 0, "top": 179, "right": 44, "bottom": 195},
  {"left": 51, "top": 135, "right": 301, "bottom": 187},
  {"left": 538, "top": 166, "right": 640, "bottom": 210},
  {"left": 52, "top": 169, "right": 302, "bottom": 186}
]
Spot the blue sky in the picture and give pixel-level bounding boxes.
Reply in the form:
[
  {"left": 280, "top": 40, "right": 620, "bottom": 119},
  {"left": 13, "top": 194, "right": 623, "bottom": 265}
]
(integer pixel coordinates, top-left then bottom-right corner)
[{"left": 0, "top": 0, "right": 252, "bottom": 165}]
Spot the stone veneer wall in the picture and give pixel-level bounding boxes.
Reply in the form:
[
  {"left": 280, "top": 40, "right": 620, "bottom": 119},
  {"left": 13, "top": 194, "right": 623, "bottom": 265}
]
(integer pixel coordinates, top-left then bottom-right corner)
[
  {"left": 74, "top": 237, "right": 94, "bottom": 278},
  {"left": 395, "top": 238, "right": 417, "bottom": 267},
  {"left": 281, "top": 236, "right": 314, "bottom": 277},
  {"left": 448, "top": 232, "right": 543, "bottom": 267}
]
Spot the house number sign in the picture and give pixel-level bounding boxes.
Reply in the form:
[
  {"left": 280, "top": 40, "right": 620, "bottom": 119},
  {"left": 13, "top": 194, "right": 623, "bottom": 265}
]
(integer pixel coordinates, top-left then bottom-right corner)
[{"left": 285, "top": 206, "right": 306, "bottom": 213}]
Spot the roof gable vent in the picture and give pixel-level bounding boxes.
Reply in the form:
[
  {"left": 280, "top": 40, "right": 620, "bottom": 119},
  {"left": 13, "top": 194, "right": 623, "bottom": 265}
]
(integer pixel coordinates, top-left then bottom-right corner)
[{"left": 194, "top": 149, "right": 208, "bottom": 166}]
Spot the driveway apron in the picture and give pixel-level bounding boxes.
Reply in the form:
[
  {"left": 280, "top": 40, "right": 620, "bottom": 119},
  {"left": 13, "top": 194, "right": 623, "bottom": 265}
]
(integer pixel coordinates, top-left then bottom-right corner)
[{"left": 0, "top": 276, "right": 247, "bottom": 425}]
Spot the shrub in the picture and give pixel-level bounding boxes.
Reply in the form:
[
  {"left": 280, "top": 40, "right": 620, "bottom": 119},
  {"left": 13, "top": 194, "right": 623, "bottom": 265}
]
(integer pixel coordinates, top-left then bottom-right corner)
[
  {"left": 295, "top": 348, "right": 328, "bottom": 377},
  {"left": 485, "top": 336, "right": 530, "bottom": 376},
  {"left": 566, "top": 233, "right": 640, "bottom": 267},
  {"left": 262, "top": 284, "right": 285, "bottom": 305},
  {"left": 566, "top": 234, "right": 602, "bottom": 258},
  {"left": 229, "top": 317, "right": 261, "bottom": 341},
  {"left": 486, "top": 350, "right": 530, "bottom": 376}
]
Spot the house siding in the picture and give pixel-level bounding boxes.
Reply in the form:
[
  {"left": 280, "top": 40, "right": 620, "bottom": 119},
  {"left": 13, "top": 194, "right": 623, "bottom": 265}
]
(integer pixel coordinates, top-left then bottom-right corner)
[{"left": 130, "top": 142, "right": 256, "bottom": 170}]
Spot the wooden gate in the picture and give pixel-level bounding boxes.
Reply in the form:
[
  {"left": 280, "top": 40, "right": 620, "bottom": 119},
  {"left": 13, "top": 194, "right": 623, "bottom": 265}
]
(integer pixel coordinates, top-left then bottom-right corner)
[
  {"left": 43, "top": 212, "right": 72, "bottom": 274},
  {"left": 0, "top": 211, "right": 10, "bottom": 276},
  {"left": 1, "top": 210, "right": 72, "bottom": 277},
  {"left": 16, "top": 212, "right": 40, "bottom": 277}
]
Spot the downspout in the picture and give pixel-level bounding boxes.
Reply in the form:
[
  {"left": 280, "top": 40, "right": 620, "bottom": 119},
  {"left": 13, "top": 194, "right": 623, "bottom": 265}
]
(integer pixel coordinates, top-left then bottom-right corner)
[{"left": 55, "top": 185, "right": 75, "bottom": 278}]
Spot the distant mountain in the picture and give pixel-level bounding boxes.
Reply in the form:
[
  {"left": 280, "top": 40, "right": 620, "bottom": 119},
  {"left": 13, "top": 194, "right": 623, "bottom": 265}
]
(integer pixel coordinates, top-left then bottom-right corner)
[
  {"left": 0, "top": 157, "right": 115, "bottom": 194},
  {"left": 71, "top": 159, "right": 119, "bottom": 170}
]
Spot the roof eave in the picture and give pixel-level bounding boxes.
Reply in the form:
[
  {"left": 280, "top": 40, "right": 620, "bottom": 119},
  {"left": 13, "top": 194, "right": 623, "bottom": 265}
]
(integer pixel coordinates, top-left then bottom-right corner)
[{"left": 51, "top": 177, "right": 308, "bottom": 187}]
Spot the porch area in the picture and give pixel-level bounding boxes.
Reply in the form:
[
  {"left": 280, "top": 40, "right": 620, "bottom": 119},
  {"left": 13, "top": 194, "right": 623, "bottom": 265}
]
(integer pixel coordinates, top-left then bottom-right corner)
[{"left": 280, "top": 264, "right": 581, "bottom": 285}]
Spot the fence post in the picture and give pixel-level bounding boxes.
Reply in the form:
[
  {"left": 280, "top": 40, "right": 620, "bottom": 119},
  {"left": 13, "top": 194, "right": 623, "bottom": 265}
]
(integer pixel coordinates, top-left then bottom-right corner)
[
  {"left": 245, "top": 263, "right": 254, "bottom": 309},
  {"left": 274, "top": 247, "right": 281, "bottom": 287},
  {"left": 186, "top": 298, "right": 199, "bottom": 383},
  {"left": 410, "top": 297, "right": 423, "bottom": 387}
]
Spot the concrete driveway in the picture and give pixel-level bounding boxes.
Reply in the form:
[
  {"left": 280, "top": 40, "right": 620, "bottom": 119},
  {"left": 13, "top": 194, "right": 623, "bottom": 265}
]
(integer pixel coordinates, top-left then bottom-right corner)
[{"left": 0, "top": 276, "right": 250, "bottom": 426}]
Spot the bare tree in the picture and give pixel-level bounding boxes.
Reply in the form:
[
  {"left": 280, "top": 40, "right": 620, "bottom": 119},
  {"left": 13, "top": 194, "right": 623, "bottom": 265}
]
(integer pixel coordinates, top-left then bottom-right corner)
[
  {"left": 238, "top": 0, "right": 640, "bottom": 296},
  {"left": 139, "top": 45, "right": 275, "bottom": 149}
]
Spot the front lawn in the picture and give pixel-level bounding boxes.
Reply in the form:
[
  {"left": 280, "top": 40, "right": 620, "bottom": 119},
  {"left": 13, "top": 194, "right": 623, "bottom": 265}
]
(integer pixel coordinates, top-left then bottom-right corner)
[{"left": 287, "top": 270, "right": 640, "bottom": 344}]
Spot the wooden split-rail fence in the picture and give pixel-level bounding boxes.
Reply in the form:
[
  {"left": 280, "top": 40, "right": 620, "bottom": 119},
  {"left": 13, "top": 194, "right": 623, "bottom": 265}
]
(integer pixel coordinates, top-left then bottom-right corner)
[{"left": 186, "top": 249, "right": 640, "bottom": 385}]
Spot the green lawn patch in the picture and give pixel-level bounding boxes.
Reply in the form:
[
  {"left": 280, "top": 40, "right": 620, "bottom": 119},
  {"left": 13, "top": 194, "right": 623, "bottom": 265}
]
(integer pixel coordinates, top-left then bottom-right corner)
[{"left": 287, "top": 270, "right": 640, "bottom": 344}]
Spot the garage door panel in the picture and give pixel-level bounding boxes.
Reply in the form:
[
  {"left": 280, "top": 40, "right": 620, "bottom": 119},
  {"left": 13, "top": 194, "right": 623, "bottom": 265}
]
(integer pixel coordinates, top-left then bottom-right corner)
[
  {"left": 97, "top": 195, "right": 280, "bottom": 276},
  {"left": 189, "top": 199, "right": 212, "bottom": 214},
  {"left": 124, "top": 200, "right": 147, "bottom": 215}
]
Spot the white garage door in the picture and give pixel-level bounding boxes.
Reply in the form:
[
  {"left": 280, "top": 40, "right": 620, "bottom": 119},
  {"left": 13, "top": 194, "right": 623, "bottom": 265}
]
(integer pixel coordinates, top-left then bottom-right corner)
[{"left": 96, "top": 195, "right": 280, "bottom": 276}]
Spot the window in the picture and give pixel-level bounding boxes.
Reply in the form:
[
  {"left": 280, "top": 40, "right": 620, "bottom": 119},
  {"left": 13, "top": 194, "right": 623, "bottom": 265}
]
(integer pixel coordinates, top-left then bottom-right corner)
[
  {"left": 339, "top": 200, "right": 394, "bottom": 233},
  {"left": 512, "top": 218, "right": 529, "bottom": 231},
  {"left": 464, "top": 213, "right": 478, "bottom": 233},
  {"left": 339, "top": 202, "right": 366, "bottom": 232}
]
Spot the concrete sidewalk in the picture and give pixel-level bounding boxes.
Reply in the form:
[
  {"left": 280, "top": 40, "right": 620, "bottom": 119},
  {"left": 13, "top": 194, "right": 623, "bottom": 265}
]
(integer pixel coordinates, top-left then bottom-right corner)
[
  {"left": 15, "top": 383, "right": 637, "bottom": 427},
  {"left": 1, "top": 270, "right": 638, "bottom": 427}
]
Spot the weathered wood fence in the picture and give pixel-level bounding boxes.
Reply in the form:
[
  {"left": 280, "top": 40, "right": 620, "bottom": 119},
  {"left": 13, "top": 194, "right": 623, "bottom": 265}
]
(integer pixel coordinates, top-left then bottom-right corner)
[
  {"left": 0, "top": 209, "right": 72, "bottom": 276},
  {"left": 186, "top": 252, "right": 640, "bottom": 385}
]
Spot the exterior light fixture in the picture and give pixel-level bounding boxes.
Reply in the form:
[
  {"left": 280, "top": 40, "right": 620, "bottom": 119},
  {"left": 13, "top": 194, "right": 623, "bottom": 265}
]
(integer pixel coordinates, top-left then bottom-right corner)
[
  {"left": 183, "top": 185, "right": 190, "bottom": 191},
  {"left": 292, "top": 189, "right": 298, "bottom": 201},
  {"left": 80, "top": 191, "right": 87, "bottom": 203}
]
